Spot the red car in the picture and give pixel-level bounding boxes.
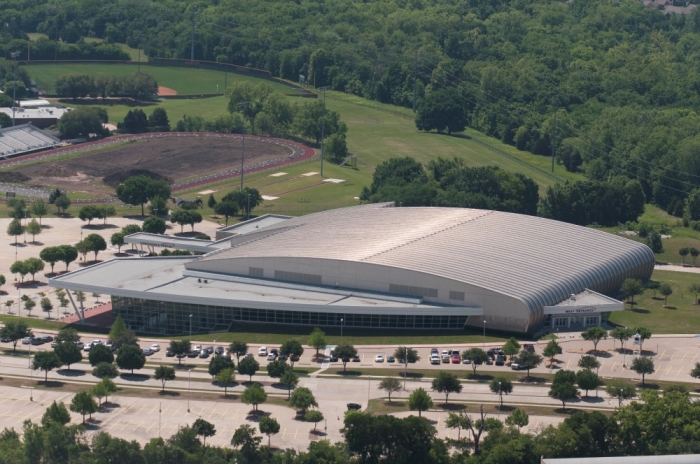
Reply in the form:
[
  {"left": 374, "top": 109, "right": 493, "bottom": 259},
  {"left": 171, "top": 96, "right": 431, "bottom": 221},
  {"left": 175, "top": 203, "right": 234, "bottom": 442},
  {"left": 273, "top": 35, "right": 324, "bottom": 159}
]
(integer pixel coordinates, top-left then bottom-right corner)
[{"left": 451, "top": 353, "right": 460, "bottom": 364}]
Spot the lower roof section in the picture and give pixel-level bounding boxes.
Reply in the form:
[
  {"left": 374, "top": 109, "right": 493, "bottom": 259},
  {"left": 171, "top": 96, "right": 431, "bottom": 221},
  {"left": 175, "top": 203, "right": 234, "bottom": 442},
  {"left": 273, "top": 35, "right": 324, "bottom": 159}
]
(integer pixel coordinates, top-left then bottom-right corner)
[{"left": 49, "top": 257, "right": 482, "bottom": 316}]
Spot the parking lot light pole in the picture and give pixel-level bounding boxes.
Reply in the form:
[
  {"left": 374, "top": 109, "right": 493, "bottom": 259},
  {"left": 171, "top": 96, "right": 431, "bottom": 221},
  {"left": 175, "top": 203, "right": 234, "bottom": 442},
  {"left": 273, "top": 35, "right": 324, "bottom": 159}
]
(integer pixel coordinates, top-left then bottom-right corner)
[
  {"left": 318, "top": 86, "right": 330, "bottom": 177},
  {"left": 187, "top": 369, "right": 192, "bottom": 412},
  {"left": 189, "top": 314, "right": 192, "bottom": 340},
  {"left": 238, "top": 102, "right": 250, "bottom": 190},
  {"left": 404, "top": 346, "right": 408, "bottom": 390},
  {"left": 483, "top": 320, "right": 486, "bottom": 348},
  {"left": 498, "top": 382, "right": 501, "bottom": 411},
  {"left": 340, "top": 318, "right": 344, "bottom": 344},
  {"left": 10, "top": 50, "right": 20, "bottom": 126}
]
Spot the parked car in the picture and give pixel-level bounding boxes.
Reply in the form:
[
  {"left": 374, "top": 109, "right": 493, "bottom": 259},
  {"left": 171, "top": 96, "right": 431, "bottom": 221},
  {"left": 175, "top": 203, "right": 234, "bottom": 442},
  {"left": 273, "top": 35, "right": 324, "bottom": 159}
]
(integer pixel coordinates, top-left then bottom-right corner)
[
  {"left": 270, "top": 349, "right": 279, "bottom": 356},
  {"left": 430, "top": 354, "right": 441, "bottom": 365},
  {"left": 199, "top": 350, "right": 210, "bottom": 359},
  {"left": 150, "top": 344, "right": 160, "bottom": 352},
  {"left": 187, "top": 351, "right": 198, "bottom": 358},
  {"left": 204, "top": 346, "right": 213, "bottom": 354},
  {"left": 215, "top": 346, "right": 224, "bottom": 355},
  {"left": 524, "top": 344, "right": 535, "bottom": 352},
  {"left": 329, "top": 355, "right": 338, "bottom": 362},
  {"left": 92, "top": 340, "right": 102, "bottom": 346},
  {"left": 462, "top": 357, "right": 471, "bottom": 364},
  {"left": 0, "top": 337, "right": 10, "bottom": 343},
  {"left": 451, "top": 353, "right": 460, "bottom": 364},
  {"left": 291, "top": 354, "right": 300, "bottom": 362},
  {"left": 495, "top": 355, "right": 506, "bottom": 366},
  {"left": 245, "top": 353, "right": 254, "bottom": 359},
  {"left": 165, "top": 350, "right": 174, "bottom": 357},
  {"left": 387, "top": 356, "right": 395, "bottom": 363},
  {"left": 267, "top": 353, "right": 277, "bottom": 361},
  {"left": 41, "top": 336, "right": 53, "bottom": 343},
  {"left": 176, "top": 353, "right": 186, "bottom": 359},
  {"left": 105, "top": 341, "right": 115, "bottom": 351},
  {"left": 485, "top": 356, "right": 494, "bottom": 365},
  {"left": 50, "top": 341, "right": 59, "bottom": 348},
  {"left": 75, "top": 341, "right": 84, "bottom": 348},
  {"left": 258, "top": 346, "right": 268, "bottom": 356},
  {"left": 451, "top": 350, "right": 460, "bottom": 357},
  {"left": 83, "top": 342, "right": 92, "bottom": 351},
  {"left": 22, "top": 337, "right": 32, "bottom": 345},
  {"left": 347, "top": 403, "right": 362, "bottom": 411},
  {"left": 430, "top": 348, "right": 439, "bottom": 357},
  {"left": 31, "top": 338, "right": 43, "bottom": 345},
  {"left": 193, "top": 345, "right": 202, "bottom": 353},
  {"left": 375, "top": 354, "right": 384, "bottom": 363},
  {"left": 143, "top": 348, "right": 154, "bottom": 356},
  {"left": 352, "top": 355, "right": 360, "bottom": 362},
  {"left": 441, "top": 350, "right": 450, "bottom": 363}
]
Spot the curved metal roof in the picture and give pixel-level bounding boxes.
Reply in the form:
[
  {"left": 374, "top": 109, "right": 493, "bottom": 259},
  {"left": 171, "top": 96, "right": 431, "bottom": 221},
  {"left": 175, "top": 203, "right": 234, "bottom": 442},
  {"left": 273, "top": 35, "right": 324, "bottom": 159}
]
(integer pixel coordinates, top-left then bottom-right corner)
[{"left": 195, "top": 203, "right": 655, "bottom": 309}]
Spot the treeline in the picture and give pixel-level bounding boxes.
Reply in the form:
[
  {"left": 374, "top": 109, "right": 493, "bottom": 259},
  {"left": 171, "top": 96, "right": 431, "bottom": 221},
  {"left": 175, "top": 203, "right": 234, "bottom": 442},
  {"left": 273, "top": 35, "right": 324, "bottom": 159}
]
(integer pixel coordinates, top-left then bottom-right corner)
[
  {"left": 362, "top": 157, "right": 645, "bottom": 226},
  {"left": 0, "top": 388, "right": 698, "bottom": 463},
  {"left": 55, "top": 73, "right": 157, "bottom": 100}
]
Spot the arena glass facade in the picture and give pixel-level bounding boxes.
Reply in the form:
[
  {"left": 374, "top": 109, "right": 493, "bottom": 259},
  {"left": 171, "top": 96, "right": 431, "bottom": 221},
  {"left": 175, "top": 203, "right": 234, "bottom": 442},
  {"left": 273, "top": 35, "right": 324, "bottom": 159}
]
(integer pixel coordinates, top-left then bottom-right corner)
[{"left": 112, "top": 296, "right": 469, "bottom": 335}]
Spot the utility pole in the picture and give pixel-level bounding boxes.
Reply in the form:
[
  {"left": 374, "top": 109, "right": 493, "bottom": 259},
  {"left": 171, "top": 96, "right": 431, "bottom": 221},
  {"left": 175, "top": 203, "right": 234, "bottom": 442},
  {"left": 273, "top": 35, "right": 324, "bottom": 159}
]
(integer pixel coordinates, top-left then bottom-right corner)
[
  {"left": 190, "top": 8, "right": 197, "bottom": 61},
  {"left": 413, "top": 50, "right": 418, "bottom": 113},
  {"left": 551, "top": 112, "right": 557, "bottom": 173},
  {"left": 10, "top": 50, "right": 20, "bottom": 127},
  {"left": 319, "top": 86, "right": 330, "bottom": 177},
  {"left": 239, "top": 102, "right": 250, "bottom": 190}
]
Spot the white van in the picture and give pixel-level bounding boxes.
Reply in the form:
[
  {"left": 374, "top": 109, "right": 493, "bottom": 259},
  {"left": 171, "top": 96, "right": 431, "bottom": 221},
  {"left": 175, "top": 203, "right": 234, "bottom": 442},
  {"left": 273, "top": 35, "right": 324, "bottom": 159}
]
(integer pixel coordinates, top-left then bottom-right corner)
[{"left": 258, "top": 346, "right": 268, "bottom": 356}]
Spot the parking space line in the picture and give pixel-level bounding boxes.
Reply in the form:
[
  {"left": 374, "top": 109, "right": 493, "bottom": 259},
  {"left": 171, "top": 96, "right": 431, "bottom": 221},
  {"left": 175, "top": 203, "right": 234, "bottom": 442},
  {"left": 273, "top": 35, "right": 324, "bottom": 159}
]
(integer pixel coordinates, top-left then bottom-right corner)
[
  {"left": 693, "top": 354, "right": 698, "bottom": 363},
  {"left": 135, "top": 404, "right": 147, "bottom": 416},
  {"left": 678, "top": 366, "right": 685, "bottom": 376},
  {"left": 566, "top": 359, "right": 570, "bottom": 369},
  {"left": 170, "top": 406, "right": 181, "bottom": 417},
  {"left": 145, "top": 422, "right": 156, "bottom": 433},
  {"left": 670, "top": 351, "right": 676, "bottom": 360},
  {"left": 108, "top": 421, "right": 120, "bottom": 431},
  {"left": 294, "top": 428, "right": 298, "bottom": 440},
  {"left": 120, "top": 421, "right": 133, "bottom": 431},
  {"left": 161, "top": 404, "right": 171, "bottom": 415},
  {"left": 149, "top": 404, "right": 159, "bottom": 415},
  {"left": 665, "top": 365, "right": 673, "bottom": 376},
  {"left": 658, "top": 350, "right": 666, "bottom": 360},
  {"left": 219, "top": 407, "right": 229, "bottom": 420},
  {"left": 281, "top": 428, "right": 286, "bottom": 439},
  {"left": 221, "top": 425, "right": 227, "bottom": 435},
  {"left": 437, "top": 417, "right": 441, "bottom": 429},
  {"left": 232, "top": 408, "right": 240, "bottom": 420},
  {"left": 611, "top": 362, "right": 616, "bottom": 371},
  {"left": 122, "top": 403, "right": 136, "bottom": 415},
  {"left": 208, "top": 406, "right": 218, "bottom": 419},
  {"left": 132, "top": 421, "right": 145, "bottom": 432},
  {"left": 681, "top": 352, "right": 687, "bottom": 361},
  {"left": 600, "top": 361, "right": 605, "bottom": 370}
]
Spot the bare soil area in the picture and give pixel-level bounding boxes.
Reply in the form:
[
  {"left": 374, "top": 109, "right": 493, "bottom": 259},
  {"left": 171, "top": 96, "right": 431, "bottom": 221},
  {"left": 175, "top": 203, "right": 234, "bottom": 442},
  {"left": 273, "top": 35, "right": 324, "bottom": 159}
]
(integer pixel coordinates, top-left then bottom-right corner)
[{"left": 6, "top": 136, "right": 292, "bottom": 197}]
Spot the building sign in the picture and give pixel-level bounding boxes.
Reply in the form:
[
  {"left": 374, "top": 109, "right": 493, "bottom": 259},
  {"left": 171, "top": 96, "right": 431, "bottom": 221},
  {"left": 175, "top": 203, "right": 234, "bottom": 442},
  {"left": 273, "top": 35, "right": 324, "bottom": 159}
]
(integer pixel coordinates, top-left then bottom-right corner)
[
  {"left": 563, "top": 306, "right": 597, "bottom": 314},
  {"left": 159, "top": 243, "right": 174, "bottom": 248}
]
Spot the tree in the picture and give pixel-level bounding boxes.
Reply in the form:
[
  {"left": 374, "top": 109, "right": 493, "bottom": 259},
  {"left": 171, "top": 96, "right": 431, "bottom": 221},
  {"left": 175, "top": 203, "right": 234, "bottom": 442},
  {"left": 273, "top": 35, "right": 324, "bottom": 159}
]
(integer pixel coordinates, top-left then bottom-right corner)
[
  {"left": 58, "top": 107, "right": 108, "bottom": 138},
  {"left": 92, "top": 382, "right": 108, "bottom": 407},
  {"left": 24, "top": 298, "right": 36, "bottom": 316},
  {"left": 110, "top": 232, "right": 125, "bottom": 253},
  {"left": 258, "top": 416, "right": 280, "bottom": 447},
  {"left": 215, "top": 368, "right": 235, "bottom": 396},
  {"left": 191, "top": 418, "right": 216, "bottom": 445},
  {"left": 543, "top": 339, "right": 562, "bottom": 366},
  {"left": 170, "top": 209, "right": 192, "bottom": 233},
  {"left": 121, "top": 109, "right": 149, "bottom": 133},
  {"left": 70, "top": 391, "right": 98, "bottom": 424},
  {"left": 691, "top": 247, "right": 699, "bottom": 266},
  {"left": 78, "top": 205, "right": 101, "bottom": 225},
  {"left": 445, "top": 411, "right": 470, "bottom": 441},
  {"left": 280, "top": 369, "right": 299, "bottom": 399},
  {"left": 394, "top": 346, "right": 420, "bottom": 374},
  {"left": 7, "top": 219, "right": 23, "bottom": 244},
  {"left": 214, "top": 201, "right": 239, "bottom": 226},
  {"left": 0, "top": 321, "right": 31, "bottom": 351},
  {"left": 237, "top": 357, "right": 260, "bottom": 382},
  {"left": 632, "top": 326, "right": 652, "bottom": 353},
  {"left": 408, "top": 387, "right": 433, "bottom": 417},
  {"left": 659, "top": 282, "right": 673, "bottom": 306},
  {"left": 116, "top": 344, "right": 146, "bottom": 374},
  {"left": 502, "top": 337, "right": 521, "bottom": 362},
  {"left": 40, "top": 247, "right": 64, "bottom": 274},
  {"left": 56, "top": 328, "right": 80, "bottom": 344},
  {"left": 26, "top": 219, "right": 41, "bottom": 242},
  {"left": 621, "top": 278, "right": 644, "bottom": 308},
  {"left": 325, "top": 132, "right": 349, "bottom": 163},
  {"left": 208, "top": 355, "right": 234, "bottom": 377},
  {"left": 378, "top": 377, "right": 402, "bottom": 403},
  {"left": 142, "top": 216, "right": 166, "bottom": 234},
  {"left": 513, "top": 350, "right": 544, "bottom": 378},
  {"left": 30, "top": 199, "right": 48, "bottom": 225},
  {"left": 280, "top": 339, "right": 304, "bottom": 368},
  {"left": 505, "top": 408, "right": 529, "bottom": 430},
  {"left": 88, "top": 344, "right": 114, "bottom": 366},
  {"left": 308, "top": 327, "right": 327, "bottom": 359},
  {"left": 690, "top": 362, "right": 700, "bottom": 380},
  {"left": 0, "top": 274, "right": 4, "bottom": 293},
  {"left": 81, "top": 233, "right": 106, "bottom": 261},
  {"left": 241, "top": 382, "right": 267, "bottom": 414},
  {"left": 42, "top": 401, "right": 71, "bottom": 427},
  {"left": 207, "top": 194, "right": 216, "bottom": 208},
  {"left": 415, "top": 88, "right": 468, "bottom": 134},
  {"left": 581, "top": 326, "right": 608, "bottom": 353},
  {"left": 230, "top": 424, "right": 262, "bottom": 461},
  {"left": 33, "top": 351, "right": 62, "bottom": 382},
  {"left": 54, "top": 195, "right": 72, "bottom": 214},
  {"left": 548, "top": 370, "right": 579, "bottom": 410},
  {"left": 93, "top": 362, "right": 118, "bottom": 378},
  {"left": 610, "top": 326, "right": 631, "bottom": 354},
  {"left": 10, "top": 260, "right": 28, "bottom": 283},
  {"left": 228, "top": 341, "right": 248, "bottom": 363},
  {"left": 334, "top": 344, "right": 358, "bottom": 372},
  {"left": 25, "top": 257, "right": 45, "bottom": 282},
  {"left": 55, "top": 341, "right": 83, "bottom": 370},
  {"left": 148, "top": 107, "right": 170, "bottom": 130},
  {"left": 116, "top": 175, "right": 159, "bottom": 216},
  {"left": 680, "top": 247, "right": 690, "bottom": 266},
  {"left": 41, "top": 297, "right": 53, "bottom": 318},
  {"left": 266, "top": 359, "right": 290, "bottom": 378},
  {"left": 58, "top": 245, "right": 78, "bottom": 271},
  {"left": 576, "top": 369, "right": 602, "bottom": 397},
  {"left": 605, "top": 381, "right": 637, "bottom": 406},
  {"left": 578, "top": 355, "right": 601, "bottom": 371},
  {"left": 631, "top": 356, "right": 655, "bottom": 387},
  {"left": 289, "top": 387, "right": 317, "bottom": 413},
  {"left": 305, "top": 410, "right": 323, "bottom": 431},
  {"left": 489, "top": 377, "right": 513, "bottom": 407},
  {"left": 168, "top": 340, "right": 191, "bottom": 365},
  {"left": 154, "top": 365, "right": 176, "bottom": 392},
  {"left": 689, "top": 283, "right": 700, "bottom": 305},
  {"left": 646, "top": 231, "right": 663, "bottom": 254},
  {"left": 463, "top": 348, "right": 489, "bottom": 376}
]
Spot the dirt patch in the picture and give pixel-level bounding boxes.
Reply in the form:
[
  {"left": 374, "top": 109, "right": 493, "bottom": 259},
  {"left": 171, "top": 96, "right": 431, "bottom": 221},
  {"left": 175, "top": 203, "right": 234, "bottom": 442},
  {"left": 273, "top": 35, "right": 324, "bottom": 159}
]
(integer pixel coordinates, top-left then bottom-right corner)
[
  {"left": 9, "top": 136, "right": 293, "bottom": 197},
  {"left": 0, "top": 171, "right": 30, "bottom": 182},
  {"left": 37, "top": 164, "right": 77, "bottom": 178},
  {"left": 158, "top": 86, "right": 177, "bottom": 96},
  {"left": 103, "top": 169, "right": 172, "bottom": 188}
]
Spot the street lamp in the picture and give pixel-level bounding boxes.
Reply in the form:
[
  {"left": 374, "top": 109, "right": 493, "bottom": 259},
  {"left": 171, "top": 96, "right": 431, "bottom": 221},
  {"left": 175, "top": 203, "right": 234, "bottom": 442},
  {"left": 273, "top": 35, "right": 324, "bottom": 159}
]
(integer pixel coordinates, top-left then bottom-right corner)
[
  {"left": 498, "top": 381, "right": 501, "bottom": 411},
  {"left": 221, "top": 35, "right": 232, "bottom": 91},
  {"left": 483, "top": 320, "right": 486, "bottom": 348},
  {"left": 189, "top": 314, "right": 193, "bottom": 339},
  {"left": 340, "top": 318, "right": 344, "bottom": 344},
  {"left": 23, "top": 209, "right": 27, "bottom": 243},
  {"left": 29, "top": 356, "right": 33, "bottom": 401},
  {"left": 238, "top": 102, "right": 250, "bottom": 190},
  {"left": 623, "top": 326, "right": 628, "bottom": 368},
  {"left": 318, "top": 86, "right": 330, "bottom": 178},
  {"left": 247, "top": 193, "right": 250, "bottom": 220},
  {"left": 10, "top": 49, "right": 20, "bottom": 127},
  {"left": 403, "top": 346, "right": 408, "bottom": 390},
  {"left": 187, "top": 369, "right": 192, "bottom": 412}
]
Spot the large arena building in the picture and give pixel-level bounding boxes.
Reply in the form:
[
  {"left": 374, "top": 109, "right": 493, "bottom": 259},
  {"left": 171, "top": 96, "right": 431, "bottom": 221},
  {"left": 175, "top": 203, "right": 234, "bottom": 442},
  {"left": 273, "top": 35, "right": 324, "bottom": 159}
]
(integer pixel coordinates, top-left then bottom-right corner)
[{"left": 50, "top": 203, "right": 655, "bottom": 335}]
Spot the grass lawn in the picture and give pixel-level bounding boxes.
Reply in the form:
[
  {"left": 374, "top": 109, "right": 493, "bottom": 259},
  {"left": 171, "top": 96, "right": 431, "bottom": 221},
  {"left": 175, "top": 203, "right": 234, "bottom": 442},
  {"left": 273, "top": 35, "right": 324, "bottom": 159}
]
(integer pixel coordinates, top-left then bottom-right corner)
[
  {"left": 0, "top": 314, "right": 66, "bottom": 331},
  {"left": 24, "top": 63, "right": 299, "bottom": 95},
  {"left": 609, "top": 269, "right": 700, "bottom": 333}
]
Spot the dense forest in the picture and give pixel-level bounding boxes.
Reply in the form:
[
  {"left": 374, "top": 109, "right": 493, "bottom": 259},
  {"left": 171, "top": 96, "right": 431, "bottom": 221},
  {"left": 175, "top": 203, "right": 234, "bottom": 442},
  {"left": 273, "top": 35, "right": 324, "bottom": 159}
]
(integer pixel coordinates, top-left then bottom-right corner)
[{"left": 2, "top": 0, "right": 700, "bottom": 213}]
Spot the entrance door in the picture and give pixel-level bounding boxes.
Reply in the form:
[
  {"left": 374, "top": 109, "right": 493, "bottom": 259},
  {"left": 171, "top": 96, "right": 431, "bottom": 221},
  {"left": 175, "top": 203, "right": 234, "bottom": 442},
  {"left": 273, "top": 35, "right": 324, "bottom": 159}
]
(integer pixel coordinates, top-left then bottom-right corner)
[{"left": 553, "top": 317, "right": 567, "bottom": 328}]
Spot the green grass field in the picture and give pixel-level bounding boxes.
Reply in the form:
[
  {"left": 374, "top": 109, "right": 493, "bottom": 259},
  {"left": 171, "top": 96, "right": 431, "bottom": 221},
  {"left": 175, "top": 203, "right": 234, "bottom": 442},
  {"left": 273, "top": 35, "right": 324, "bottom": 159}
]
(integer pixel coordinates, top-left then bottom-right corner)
[{"left": 24, "top": 63, "right": 298, "bottom": 95}]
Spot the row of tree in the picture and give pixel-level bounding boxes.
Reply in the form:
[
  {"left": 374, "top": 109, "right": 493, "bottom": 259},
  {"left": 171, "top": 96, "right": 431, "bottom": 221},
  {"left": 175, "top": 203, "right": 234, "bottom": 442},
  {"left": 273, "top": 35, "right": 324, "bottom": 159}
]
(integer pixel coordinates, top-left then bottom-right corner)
[{"left": 55, "top": 72, "right": 158, "bottom": 101}]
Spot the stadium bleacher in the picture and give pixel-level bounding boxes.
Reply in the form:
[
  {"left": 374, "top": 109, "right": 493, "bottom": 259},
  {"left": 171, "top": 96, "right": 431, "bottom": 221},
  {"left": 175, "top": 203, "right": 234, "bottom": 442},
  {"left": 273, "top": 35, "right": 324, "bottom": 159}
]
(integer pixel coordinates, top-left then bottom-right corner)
[{"left": 0, "top": 124, "right": 60, "bottom": 159}]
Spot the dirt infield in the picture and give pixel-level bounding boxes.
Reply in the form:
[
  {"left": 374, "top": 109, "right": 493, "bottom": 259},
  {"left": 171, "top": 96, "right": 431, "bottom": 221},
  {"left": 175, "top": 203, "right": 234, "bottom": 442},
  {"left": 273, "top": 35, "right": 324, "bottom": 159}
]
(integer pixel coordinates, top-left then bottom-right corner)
[
  {"left": 157, "top": 86, "right": 177, "bottom": 96},
  {"left": 5, "top": 135, "right": 296, "bottom": 197}
]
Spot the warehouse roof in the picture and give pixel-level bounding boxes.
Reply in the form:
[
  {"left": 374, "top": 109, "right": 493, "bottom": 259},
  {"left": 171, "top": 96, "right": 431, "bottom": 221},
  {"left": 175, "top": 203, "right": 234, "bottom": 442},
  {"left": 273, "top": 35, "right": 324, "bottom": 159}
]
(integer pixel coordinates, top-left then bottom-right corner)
[{"left": 193, "top": 203, "right": 655, "bottom": 311}]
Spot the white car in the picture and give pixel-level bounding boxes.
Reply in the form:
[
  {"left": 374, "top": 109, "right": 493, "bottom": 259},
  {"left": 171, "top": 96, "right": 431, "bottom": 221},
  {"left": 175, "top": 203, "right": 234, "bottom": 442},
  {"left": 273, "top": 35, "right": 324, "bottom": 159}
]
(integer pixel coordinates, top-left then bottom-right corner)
[
  {"left": 258, "top": 346, "right": 268, "bottom": 356},
  {"left": 193, "top": 345, "right": 202, "bottom": 353},
  {"left": 441, "top": 350, "right": 450, "bottom": 363},
  {"left": 267, "top": 352, "right": 277, "bottom": 361},
  {"left": 150, "top": 344, "right": 160, "bottom": 352},
  {"left": 92, "top": 340, "right": 102, "bottom": 346},
  {"left": 375, "top": 354, "right": 384, "bottom": 363},
  {"left": 83, "top": 342, "right": 93, "bottom": 351},
  {"left": 430, "top": 354, "right": 441, "bottom": 365},
  {"left": 22, "top": 337, "right": 32, "bottom": 345}
]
